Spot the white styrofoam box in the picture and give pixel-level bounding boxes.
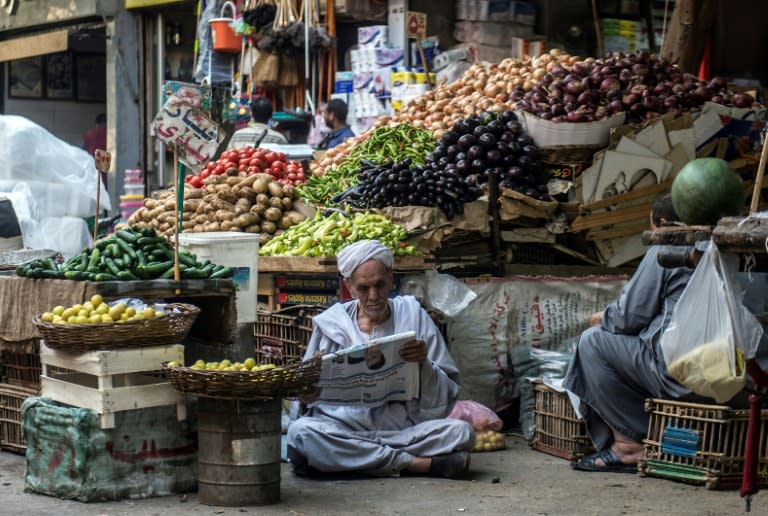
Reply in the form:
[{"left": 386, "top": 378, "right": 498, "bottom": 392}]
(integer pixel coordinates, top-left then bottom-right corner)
[
  {"left": 512, "top": 1, "right": 536, "bottom": 25},
  {"left": 519, "top": 110, "right": 627, "bottom": 147},
  {"left": 455, "top": 21, "right": 533, "bottom": 47},
  {"left": 432, "top": 46, "right": 473, "bottom": 71},
  {"left": 375, "top": 47, "right": 405, "bottom": 67},
  {"left": 178, "top": 232, "right": 260, "bottom": 323},
  {"left": 358, "top": 25, "right": 388, "bottom": 48}
]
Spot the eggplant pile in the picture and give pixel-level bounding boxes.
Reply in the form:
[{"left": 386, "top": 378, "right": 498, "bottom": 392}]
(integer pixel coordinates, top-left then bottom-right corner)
[
  {"left": 430, "top": 110, "right": 550, "bottom": 201},
  {"left": 338, "top": 157, "right": 480, "bottom": 220},
  {"left": 512, "top": 51, "right": 761, "bottom": 124}
]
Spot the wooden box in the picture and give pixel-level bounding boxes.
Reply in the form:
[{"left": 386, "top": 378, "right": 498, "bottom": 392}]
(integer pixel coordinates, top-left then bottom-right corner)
[
  {"left": 0, "top": 382, "right": 40, "bottom": 453},
  {"left": 530, "top": 380, "right": 594, "bottom": 460},
  {"left": 40, "top": 342, "right": 186, "bottom": 429}
]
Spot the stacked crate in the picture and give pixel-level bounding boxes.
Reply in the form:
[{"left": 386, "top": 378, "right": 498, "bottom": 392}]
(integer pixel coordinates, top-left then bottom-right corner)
[{"left": 0, "top": 342, "right": 42, "bottom": 453}]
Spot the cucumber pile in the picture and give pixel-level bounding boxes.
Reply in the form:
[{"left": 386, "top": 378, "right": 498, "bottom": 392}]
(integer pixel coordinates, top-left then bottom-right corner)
[{"left": 16, "top": 226, "right": 234, "bottom": 281}]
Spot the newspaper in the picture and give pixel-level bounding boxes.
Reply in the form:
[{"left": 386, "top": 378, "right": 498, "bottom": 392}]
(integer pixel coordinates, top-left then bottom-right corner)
[{"left": 318, "top": 331, "right": 419, "bottom": 407}]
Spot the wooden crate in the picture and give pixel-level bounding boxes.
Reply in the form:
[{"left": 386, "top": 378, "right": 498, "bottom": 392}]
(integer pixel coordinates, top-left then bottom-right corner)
[
  {"left": 1, "top": 347, "right": 42, "bottom": 388},
  {"left": 0, "top": 382, "right": 40, "bottom": 453},
  {"left": 254, "top": 305, "right": 327, "bottom": 365},
  {"left": 640, "top": 398, "right": 768, "bottom": 490},
  {"left": 40, "top": 342, "right": 186, "bottom": 429},
  {"left": 530, "top": 380, "right": 594, "bottom": 460}
]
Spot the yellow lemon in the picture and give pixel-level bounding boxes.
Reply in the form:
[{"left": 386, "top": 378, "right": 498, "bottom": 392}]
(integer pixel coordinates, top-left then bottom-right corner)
[
  {"left": 220, "top": 359, "right": 232, "bottom": 368},
  {"left": 107, "top": 307, "right": 122, "bottom": 321},
  {"left": 191, "top": 364, "right": 204, "bottom": 370},
  {"left": 251, "top": 365, "right": 262, "bottom": 373},
  {"left": 75, "top": 315, "right": 89, "bottom": 324},
  {"left": 96, "top": 303, "right": 109, "bottom": 315},
  {"left": 54, "top": 317, "right": 66, "bottom": 325},
  {"left": 67, "top": 315, "right": 77, "bottom": 324},
  {"left": 41, "top": 312, "right": 54, "bottom": 322},
  {"left": 243, "top": 358, "right": 256, "bottom": 369},
  {"left": 78, "top": 309, "right": 90, "bottom": 318},
  {"left": 261, "top": 364, "right": 276, "bottom": 370},
  {"left": 89, "top": 314, "right": 102, "bottom": 324},
  {"left": 52, "top": 305, "right": 66, "bottom": 316},
  {"left": 125, "top": 307, "right": 136, "bottom": 317},
  {"left": 61, "top": 308, "right": 75, "bottom": 320},
  {"left": 120, "top": 313, "right": 130, "bottom": 321},
  {"left": 167, "top": 360, "right": 181, "bottom": 368},
  {"left": 142, "top": 307, "right": 156, "bottom": 320},
  {"left": 207, "top": 362, "right": 218, "bottom": 370},
  {"left": 154, "top": 311, "right": 166, "bottom": 318},
  {"left": 114, "top": 303, "right": 128, "bottom": 314},
  {"left": 71, "top": 304, "right": 83, "bottom": 313},
  {"left": 83, "top": 302, "right": 95, "bottom": 312},
  {"left": 233, "top": 362, "right": 243, "bottom": 369},
  {"left": 194, "top": 359, "right": 206, "bottom": 367},
  {"left": 90, "top": 294, "right": 104, "bottom": 307},
  {"left": 131, "top": 313, "right": 145, "bottom": 321},
  {"left": 101, "top": 314, "right": 113, "bottom": 323}
]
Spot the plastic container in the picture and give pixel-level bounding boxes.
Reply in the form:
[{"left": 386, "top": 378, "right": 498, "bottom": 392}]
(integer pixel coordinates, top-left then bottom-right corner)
[
  {"left": 209, "top": 2, "right": 241, "bottom": 54},
  {"left": 123, "top": 184, "right": 145, "bottom": 197},
  {"left": 125, "top": 169, "right": 142, "bottom": 182},
  {"left": 178, "top": 232, "right": 260, "bottom": 323}
]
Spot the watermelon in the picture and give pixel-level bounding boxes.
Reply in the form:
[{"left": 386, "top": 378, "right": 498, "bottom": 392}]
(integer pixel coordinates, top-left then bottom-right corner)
[{"left": 671, "top": 158, "right": 745, "bottom": 225}]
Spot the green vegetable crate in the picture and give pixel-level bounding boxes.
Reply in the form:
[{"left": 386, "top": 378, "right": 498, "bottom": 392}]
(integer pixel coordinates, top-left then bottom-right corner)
[
  {"left": 529, "top": 380, "right": 594, "bottom": 461},
  {"left": 640, "top": 399, "right": 768, "bottom": 490}
]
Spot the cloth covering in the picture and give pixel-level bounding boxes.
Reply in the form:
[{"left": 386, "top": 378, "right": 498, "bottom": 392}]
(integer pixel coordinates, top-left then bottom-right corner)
[
  {"left": 336, "top": 240, "right": 394, "bottom": 279},
  {"left": 287, "top": 295, "right": 474, "bottom": 476},
  {"left": 563, "top": 246, "right": 701, "bottom": 450}
]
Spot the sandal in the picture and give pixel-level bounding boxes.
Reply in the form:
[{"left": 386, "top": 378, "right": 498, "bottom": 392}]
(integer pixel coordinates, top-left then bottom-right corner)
[
  {"left": 571, "top": 448, "right": 637, "bottom": 474},
  {"left": 428, "top": 451, "right": 471, "bottom": 478}
]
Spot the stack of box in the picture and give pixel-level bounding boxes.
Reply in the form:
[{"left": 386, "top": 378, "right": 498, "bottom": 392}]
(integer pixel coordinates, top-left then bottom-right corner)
[
  {"left": 119, "top": 168, "right": 144, "bottom": 222},
  {"left": 601, "top": 18, "right": 650, "bottom": 54},
  {"left": 454, "top": 0, "right": 541, "bottom": 63}
]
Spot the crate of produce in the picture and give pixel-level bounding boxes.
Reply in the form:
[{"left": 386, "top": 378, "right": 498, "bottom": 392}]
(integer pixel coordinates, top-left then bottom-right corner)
[
  {"left": 1, "top": 347, "right": 42, "bottom": 387},
  {"left": 640, "top": 398, "right": 768, "bottom": 490},
  {"left": 254, "top": 305, "right": 327, "bottom": 365},
  {"left": 40, "top": 342, "right": 187, "bottom": 429},
  {"left": 0, "top": 383, "right": 40, "bottom": 453},
  {"left": 530, "top": 380, "right": 595, "bottom": 460}
]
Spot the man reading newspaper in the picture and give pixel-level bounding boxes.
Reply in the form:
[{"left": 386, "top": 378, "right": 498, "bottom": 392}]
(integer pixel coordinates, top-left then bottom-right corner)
[{"left": 287, "top": 240, "right": 474, "bottom": 478}]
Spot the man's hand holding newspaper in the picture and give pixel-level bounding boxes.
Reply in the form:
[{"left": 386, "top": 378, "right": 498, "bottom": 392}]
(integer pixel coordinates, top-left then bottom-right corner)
[{"left": 305, "top": 331, "right": 422, "bottom": 407}]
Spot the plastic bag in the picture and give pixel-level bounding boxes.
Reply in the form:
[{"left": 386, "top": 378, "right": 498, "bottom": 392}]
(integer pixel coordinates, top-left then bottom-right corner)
[
  {"left": 448, "top": 400, "right": 503, "bottom": 432},
  {"left": 661, "top": 242, "right": 763, "bottom": 403}
]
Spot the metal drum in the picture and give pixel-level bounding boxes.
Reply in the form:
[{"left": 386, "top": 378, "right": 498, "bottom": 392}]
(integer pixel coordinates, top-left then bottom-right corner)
[{"left": 197, "top": 398, "right": 281, "bottom": 506}]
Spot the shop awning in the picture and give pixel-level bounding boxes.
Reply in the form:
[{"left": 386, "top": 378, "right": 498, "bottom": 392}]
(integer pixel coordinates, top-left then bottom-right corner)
[{"left": 0, "top": 30, "right": 68, "bottom": 62}]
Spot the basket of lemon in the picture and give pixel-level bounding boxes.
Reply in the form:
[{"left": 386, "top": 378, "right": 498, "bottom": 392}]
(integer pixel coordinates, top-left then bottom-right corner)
[
  {"left": 33, "top": 295, "right": 200, "bottom": 352},
  {"left": 162, "top": 354, "right": 322, "bottom": 400}
]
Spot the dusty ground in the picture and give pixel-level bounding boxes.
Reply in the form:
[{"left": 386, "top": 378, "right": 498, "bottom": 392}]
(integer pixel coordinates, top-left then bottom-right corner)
[{"left": 0, "top": 434, "right": 761, "bottom": 516}]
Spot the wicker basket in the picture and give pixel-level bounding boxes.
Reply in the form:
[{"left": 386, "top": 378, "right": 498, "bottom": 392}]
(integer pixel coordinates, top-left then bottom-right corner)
[
  {"left": 162, "top": 354, "right": 322, "bottom": 400},
  {"left": 0, "top": 383, "right": 40, "bottom": 454},
  {"left": 539, "top": 145, "right": 603, "bottom": 168},
  {"left": 33, "top": 303, "right": 201, "bottom": 352},
  {"left": 530, "top": 380, "right": 595, "bottom": 461},
  {"left": 640, "top": 398, "right": 768, "bottom": 490},
  {"left": 254, "top": 305, "right": 327, "bottom": 365}
]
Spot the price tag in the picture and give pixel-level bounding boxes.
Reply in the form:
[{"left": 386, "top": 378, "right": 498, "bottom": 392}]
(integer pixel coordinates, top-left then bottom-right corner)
[
  {"left": 406, "top": 11, "right": 427, "bottom": 40},
  {"left": 94, "top": 149, "right": 111, "bottom": 173}
]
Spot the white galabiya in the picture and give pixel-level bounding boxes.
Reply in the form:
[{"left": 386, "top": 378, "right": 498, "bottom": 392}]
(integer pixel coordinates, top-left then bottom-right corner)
[{"left": 287, "top": 240, "right": 474, "bottom": 478}]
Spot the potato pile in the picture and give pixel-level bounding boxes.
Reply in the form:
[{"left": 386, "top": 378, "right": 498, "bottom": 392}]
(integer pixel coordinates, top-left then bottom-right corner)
[
  {"left": 128, "top": 173, "right": 306, "bottom": 245},
  {"left": 310, "top": 50, "right": 579, "bottom": 176}
]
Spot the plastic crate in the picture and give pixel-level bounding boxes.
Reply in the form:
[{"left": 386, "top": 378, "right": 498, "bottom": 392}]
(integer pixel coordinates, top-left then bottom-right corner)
[
  {"left": 530, "top": 380, "right": 594, "bottom": 460},
  {"left": 0, "top": 382, "right": 40, "bottom": 453},
  {"left": 254, "top": 305, "right": 327, "bottom": 366},
  {"left": 640, "top": 398, "right": 768, "bottom": 490}
]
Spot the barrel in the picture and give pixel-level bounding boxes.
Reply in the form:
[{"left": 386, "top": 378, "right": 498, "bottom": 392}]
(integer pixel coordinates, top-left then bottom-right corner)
[{"left": 197, "top": 398, "right": 281, "bottom": 506}]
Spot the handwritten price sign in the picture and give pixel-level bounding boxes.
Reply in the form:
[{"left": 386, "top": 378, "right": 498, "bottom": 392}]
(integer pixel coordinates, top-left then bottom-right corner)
[{"left": 152, "top": 94, "right": 222, "bottom": 172}]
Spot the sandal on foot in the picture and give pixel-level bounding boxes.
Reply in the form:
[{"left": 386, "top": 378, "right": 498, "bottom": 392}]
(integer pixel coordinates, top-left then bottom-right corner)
[
  {"left": 428, "top": 451, "right": 471, "bottom": 478},
  {"left": 571, "top": 448, "right": 637, "bottom": 474}
]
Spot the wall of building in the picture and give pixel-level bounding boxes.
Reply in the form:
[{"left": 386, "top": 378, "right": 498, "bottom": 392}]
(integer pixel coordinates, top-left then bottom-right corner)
[{"left": 3, "top": 95, "right": 105, "bottom": 147}]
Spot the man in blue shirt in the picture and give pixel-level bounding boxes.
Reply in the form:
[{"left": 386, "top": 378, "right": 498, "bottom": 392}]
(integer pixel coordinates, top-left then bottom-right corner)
[{"left": 318, "top": 98, "right": 355, "bottom": 150}]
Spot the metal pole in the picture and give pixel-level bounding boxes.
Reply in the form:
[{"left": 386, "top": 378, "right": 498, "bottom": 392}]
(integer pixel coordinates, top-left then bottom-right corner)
[
  {"left": 157, "top": 12, "right": 167, "bottom": 186},
  {"left": 304, "top": 0, "right": 313, "bottom": 113}
]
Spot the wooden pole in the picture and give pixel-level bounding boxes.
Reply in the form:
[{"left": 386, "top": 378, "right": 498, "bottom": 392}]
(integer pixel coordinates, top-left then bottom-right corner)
[
  {"left": 416, "top": 40, "right": 433, "bottom": 89},
  {"left": 93, "top": 171, "right": 101, "bottom": 242},
  {"left": 591, "top": 0, "right": 604, "bottom": 58},
  {"left": 749, "top": 133, "right": 768, "bottom": 214},
  {"left": 173, "top": 148, "right": 181, "bottom": 292}
]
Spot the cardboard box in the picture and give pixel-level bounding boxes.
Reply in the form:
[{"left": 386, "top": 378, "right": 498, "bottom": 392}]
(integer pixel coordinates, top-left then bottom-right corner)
[
  {"left": 375, "top": 47, "right": 405, "bottom": 67},
  {"left": 276, "top": 275, "right": 340, "bottom": 292},
  {"left": 358, "top": 25, "right": 388, "bottom": 48},
  {"left": 511, "top": 37, "right": 546, "bottom": 59},
  {"left": 335, "top": 71, "right": 353, "bottom": 93},
  {"left": 519, "top": 110, "right": 627, "bottom": 147}
]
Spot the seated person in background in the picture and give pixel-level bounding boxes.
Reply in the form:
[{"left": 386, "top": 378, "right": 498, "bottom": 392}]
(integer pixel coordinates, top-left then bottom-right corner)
[
  {"left": 566, "top": 194, "right": 712, "bottom": 473},
  {"left": 287, "top": 240, "right": 474, "bottom": 478},
  {"left": 227, "top": 97, "right": 288, "bottom": 150},
  {"left": 317, "top": 98, "right": 355, "bottom": 150}
]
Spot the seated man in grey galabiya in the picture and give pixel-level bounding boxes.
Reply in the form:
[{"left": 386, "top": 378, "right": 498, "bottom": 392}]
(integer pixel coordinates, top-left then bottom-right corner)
[{"left": 287, "top": 240, "right": 474, "bottom": 478}]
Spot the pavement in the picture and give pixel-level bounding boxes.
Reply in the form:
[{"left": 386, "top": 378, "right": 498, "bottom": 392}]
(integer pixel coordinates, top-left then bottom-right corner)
[{"left": 0, "top": 434, "right": 762, "bottom": 516}]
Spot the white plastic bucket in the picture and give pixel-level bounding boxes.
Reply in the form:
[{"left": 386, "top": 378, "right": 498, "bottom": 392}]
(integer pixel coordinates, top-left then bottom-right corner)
[{"left": 178, "top": 232, "right": 260, "bottom": 323}]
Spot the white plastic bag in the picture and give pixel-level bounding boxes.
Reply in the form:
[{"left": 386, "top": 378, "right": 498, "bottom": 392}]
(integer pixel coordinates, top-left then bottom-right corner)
[{"left": 661, "top": 242, "right": 763, "bottom": 402}]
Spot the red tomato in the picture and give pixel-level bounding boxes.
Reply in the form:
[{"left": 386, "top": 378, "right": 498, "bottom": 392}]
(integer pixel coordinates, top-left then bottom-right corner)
[
  {"left": 250, "top": 158, "right": 264, "bottom": 170},
  {"left": 214, "top": 164, "right": 226, "bottom": 175},
  {"left": 189, "top": 176, "right": 203, "bottom": 188},
  {"left": 244, "top": 147, "right": 255, "bottom": 157},
  {"left": 253, "top": 150, "right": 266, "bottom": 161},
  {"left": 287, "top": 173, "right": 297, "bottom": 181},
  {"left": 265, "top": 151, "right": 278, "bottom": 164},
  {"left": 276, "top": 152, "right": 286, "bottom": 162},
  {"left": 238, "top": 164, "right": 247, "bottom": 172},
  {"left": 247, "top": 166, "right": 258, "bottom": 174},
  {"left": 200, "top": 169, "right": 211, "bottom": 179}
]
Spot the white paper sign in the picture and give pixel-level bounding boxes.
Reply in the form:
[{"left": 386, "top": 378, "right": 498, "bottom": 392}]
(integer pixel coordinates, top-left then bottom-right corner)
[{"left": 152, "top": 95, "right": 222, "bottom": 172}]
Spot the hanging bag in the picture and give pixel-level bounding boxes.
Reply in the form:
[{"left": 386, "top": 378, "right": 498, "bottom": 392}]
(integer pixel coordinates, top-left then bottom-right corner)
[{"left": 660, "top": 241, "right": 763, "bottom": 402}]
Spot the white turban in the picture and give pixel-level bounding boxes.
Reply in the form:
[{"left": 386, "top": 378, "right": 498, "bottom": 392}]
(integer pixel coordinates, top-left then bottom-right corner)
[{"left": 337, "top": 240, "right": 394, "bottom": 278}]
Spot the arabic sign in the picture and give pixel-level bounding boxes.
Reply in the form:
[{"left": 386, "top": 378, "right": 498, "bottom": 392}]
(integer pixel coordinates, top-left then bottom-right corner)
[
  {"left": 152, "top": 94, "right": 222, "bottom": 173},
  {"left": 406, "top": 11, "right": 427, "bottom": 40}
]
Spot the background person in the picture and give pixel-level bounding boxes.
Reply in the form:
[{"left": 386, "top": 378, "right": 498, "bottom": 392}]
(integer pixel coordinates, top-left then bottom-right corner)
[
  {"left": 317, "top": 98, "right": 355, "bottom": 150},
  {"left": 566, "top": 194, "right": 715, "bottom": 473},
  {"left": 287, "top": 240, "right": 474, "bottom": 478},
  {"left": 227, "top": 97, "right": 288, "bottom": 150},
  {"left": 83, "top": 113, "right": 107, "bottom": 187}
]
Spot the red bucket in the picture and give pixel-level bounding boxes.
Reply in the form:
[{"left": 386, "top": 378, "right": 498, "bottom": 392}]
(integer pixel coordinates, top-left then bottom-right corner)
[{"left": 210, "top": 2, "right": 241, "bottom": 54}]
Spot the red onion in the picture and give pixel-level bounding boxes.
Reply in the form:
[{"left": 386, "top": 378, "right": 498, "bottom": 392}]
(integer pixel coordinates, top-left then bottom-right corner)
[{"left": 600, "top": 77, "right": 621, "bottom": 93}]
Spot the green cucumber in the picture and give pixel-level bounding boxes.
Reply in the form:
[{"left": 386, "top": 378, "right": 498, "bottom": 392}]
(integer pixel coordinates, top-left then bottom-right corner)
[
  {"left": 116, "top": 229, "right": 139, "bottom": 244},
  {"left": 117, "top": 270, "right": 140, "bottom": 281},
  {"left": 178, "top": 252, "right": 197, "bottom": 268},
  {"left": 159, "top": 265, "right": 176, "bottom": 279},
  {"left": 86, "top": 248, "right": 101, "bottom": 273},
  {"left": 138, "top": 260, "right": 174, "bottom": 277},
  {"left": 209, "top": 266, "right": 234, "bottom": 279},
  {"left": 104, "top": 257, "right": 121, "bottom": 277},
  {"left": 94, "top": 273, "right": 118, "bottom": 281}
]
